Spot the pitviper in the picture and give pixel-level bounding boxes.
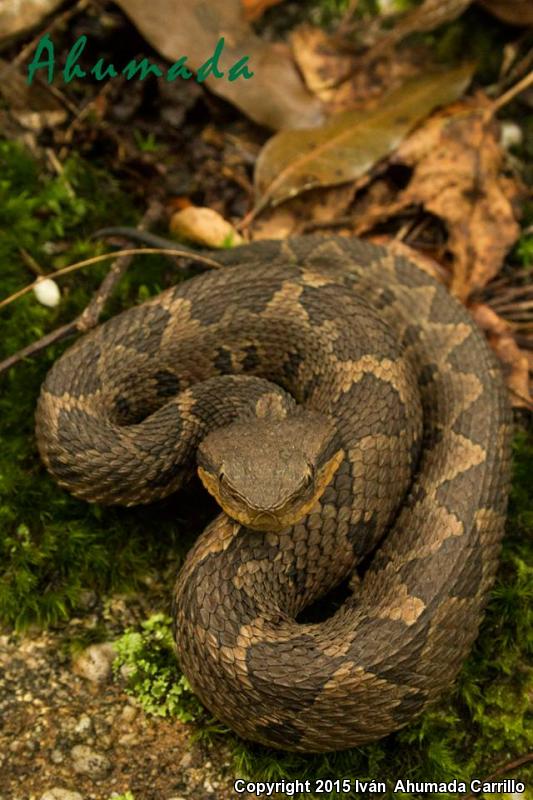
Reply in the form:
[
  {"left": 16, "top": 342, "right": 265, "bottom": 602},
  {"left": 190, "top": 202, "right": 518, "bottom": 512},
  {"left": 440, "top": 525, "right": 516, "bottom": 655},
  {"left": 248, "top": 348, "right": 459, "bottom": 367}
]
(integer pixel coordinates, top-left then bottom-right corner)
[{"left": 36, "top": 235, "right": 511, "bottom": 752}]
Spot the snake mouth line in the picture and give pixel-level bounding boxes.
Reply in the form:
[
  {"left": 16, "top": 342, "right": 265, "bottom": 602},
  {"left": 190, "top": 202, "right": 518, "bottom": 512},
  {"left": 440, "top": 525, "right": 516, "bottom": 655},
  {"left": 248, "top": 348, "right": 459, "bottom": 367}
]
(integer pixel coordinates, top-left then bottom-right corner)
[{"left": 198, "top": 449, "right": 345, "bottom": 532}]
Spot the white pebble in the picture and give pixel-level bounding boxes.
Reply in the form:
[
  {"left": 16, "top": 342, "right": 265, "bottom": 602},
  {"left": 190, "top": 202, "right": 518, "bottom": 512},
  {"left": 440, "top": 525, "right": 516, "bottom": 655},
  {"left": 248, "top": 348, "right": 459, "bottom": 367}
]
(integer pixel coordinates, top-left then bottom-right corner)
[
  {"left": 33, "top": 278, "right": 61, "bottom": 308},
  {"left": 500, "top": 121, "right": 523, "bottom": 150}
]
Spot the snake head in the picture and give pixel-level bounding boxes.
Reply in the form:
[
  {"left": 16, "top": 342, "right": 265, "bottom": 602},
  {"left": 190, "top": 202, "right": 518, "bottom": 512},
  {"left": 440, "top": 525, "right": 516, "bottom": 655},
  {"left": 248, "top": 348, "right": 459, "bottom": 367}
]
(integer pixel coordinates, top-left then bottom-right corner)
[{"left": 197, "top": 407, "right": 343, "bottom": 532}]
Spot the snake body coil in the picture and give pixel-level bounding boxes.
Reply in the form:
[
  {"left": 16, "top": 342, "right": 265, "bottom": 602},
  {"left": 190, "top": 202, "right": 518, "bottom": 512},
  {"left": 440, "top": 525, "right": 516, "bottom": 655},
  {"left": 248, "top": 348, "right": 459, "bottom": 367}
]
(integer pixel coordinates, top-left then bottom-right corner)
[{"left": 36, "top": 236, "right": 511, "bottom": 752}]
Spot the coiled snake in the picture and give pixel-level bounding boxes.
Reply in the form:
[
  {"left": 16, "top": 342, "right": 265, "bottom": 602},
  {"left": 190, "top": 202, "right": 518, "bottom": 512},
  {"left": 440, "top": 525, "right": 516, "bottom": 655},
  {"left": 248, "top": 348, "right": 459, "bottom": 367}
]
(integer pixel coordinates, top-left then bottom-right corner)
[{"left": 36, "top": 235, "right": 511, "bottom": 752}]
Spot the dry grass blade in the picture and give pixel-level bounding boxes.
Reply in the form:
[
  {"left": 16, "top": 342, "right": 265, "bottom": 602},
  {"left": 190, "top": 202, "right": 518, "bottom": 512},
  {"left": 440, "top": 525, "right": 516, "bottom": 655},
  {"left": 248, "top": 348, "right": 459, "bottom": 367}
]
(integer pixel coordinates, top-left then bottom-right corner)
[{"left": 0, "top": 248, "right": 223, "bottom": 312}]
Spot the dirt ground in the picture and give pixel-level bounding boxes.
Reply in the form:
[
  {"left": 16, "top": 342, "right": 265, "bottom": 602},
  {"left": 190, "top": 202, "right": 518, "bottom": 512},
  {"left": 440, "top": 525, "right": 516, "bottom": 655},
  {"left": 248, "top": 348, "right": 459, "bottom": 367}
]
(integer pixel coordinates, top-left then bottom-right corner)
[{"left": 0, "top": 600, "right": 263, "bottom": 800}]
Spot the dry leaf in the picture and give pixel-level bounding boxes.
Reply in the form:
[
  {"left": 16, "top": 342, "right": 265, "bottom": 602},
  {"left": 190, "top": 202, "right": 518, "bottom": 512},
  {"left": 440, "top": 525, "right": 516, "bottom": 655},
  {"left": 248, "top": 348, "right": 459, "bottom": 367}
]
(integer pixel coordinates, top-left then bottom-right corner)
[
  {"left": 0, "top": 0, "right": 63, "bottom": 40},
  {"left": 393, "top": 100, "right": 522, "bottom": 301},
  {"left": 478, "top": 0, "right": 533, "bottom": 25},
  {"left": 250, "top": 183, "right": 357, "bottom": 240},
  {"left": 0, "top": 58, "right": 66, "bottom": 131},
  {"left": 470, "top": 303, "right": 531, "bottom": 408},
  {"left": 114, "top": 0, "right": 323, "bottom": 131},
  {"left": 169, "top": 207, "right": 243, "bottom": 249},
  {"left": 241, "top": 0, "right": 284, "bottom": 22},
  {"left": 291, "top": 24, "right": 425, "bottom": 113},
  {"left": 254, "top": 64, "right": 474, "bottom": 213},
  {"left": 250, "top": 207, "right": 300, "bottom": 241},
  {"left": 290, "top": 26, "right": 359, "bottom": 103}
]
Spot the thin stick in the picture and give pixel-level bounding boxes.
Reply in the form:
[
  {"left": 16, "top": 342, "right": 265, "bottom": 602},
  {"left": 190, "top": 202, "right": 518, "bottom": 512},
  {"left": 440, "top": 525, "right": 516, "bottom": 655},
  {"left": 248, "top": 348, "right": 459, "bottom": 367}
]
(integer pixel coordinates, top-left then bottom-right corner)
[
  {"left": 0, "top": 321, "right": 78, "bottom": 374},
  {"left": 0, "top": 248, "right": 221, "bottom": 311},
  {"left": 0, "top": 0, "right": 92, "bottom": 78},
  {"left": 490, "top": 69, "right": 533, "bottom": 115},
  {"left": 0, "top": 207, "right": 222, "bottom": 374}
]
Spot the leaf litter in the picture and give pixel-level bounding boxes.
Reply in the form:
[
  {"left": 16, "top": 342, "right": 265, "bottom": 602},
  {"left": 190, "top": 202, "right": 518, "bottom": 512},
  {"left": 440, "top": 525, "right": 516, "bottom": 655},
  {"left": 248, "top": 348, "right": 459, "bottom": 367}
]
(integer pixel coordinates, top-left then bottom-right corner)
[{"left": 253, "top": 63, "right": 475, "bottom": 213}]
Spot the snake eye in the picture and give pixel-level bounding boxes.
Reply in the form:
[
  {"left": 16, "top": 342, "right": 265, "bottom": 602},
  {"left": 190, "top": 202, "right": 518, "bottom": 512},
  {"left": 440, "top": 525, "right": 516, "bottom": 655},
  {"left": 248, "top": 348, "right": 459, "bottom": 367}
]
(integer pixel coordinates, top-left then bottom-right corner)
[
  {"left": 219, "top": 469, "right": 226, "bottom": 483},
  {"left": 303, "top": 468, "right": 314, "bottom": 488}
]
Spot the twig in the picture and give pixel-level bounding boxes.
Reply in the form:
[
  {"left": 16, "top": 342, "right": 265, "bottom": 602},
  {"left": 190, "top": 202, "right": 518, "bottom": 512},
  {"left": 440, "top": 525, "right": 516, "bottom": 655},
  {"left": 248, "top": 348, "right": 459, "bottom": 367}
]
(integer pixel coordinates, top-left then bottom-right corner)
[
  {"left": 75, "top": 201, "right": 163, "bottom": 331},
  {"left": 19, "top": 249, "right": 45, "bottom": 277},
  {"left": 0, "top": 208, "right": 222, "bottom": 374},
  {"left": 0, "top": 0, "right": 92, "bottom": 79},
  {"left": 337, "top": 0, "right": 359, "bottom": 35},
  {"left": 58, "top": 79, "right": 119, "bottom": 161},
  {"left": 46, "top": 148, "right": 75, "bottom": 198},
  {"left": 0, "top": 247, "right": 221, "bottom": 312},
  {"left": 0, "top": 321, "right": 80, "bottom": 375},
  {"left": 459, "top": 752, "right": 533, "bottom": 800},
  {"left": 490, "top": 69, "right": 533, "bottom": 116}
]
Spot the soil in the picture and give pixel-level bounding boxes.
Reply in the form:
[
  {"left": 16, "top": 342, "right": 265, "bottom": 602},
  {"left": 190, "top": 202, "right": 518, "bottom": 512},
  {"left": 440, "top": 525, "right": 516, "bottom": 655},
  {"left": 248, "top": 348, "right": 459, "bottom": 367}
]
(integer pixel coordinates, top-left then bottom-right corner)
[{"left": 0, "top": 598, "right": 262, "bottom": 800}]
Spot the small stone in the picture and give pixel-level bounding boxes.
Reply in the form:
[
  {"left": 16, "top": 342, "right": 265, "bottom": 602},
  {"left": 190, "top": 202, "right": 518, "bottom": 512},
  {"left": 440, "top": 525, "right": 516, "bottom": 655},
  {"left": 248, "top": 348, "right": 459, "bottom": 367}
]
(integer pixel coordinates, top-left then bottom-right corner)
[
  {"left": 74, "top": 714, "right": 93, "bottom": 736},
  {"left": 72, "top": 643, "right": 116, "bottom": 684},
  {"left": 40, "top": 789, "right": 84, "bottom": 800},
  {"left": 50, "top": 749, "right": 64, "bottom": 764},
  {"left": 117, "top": 733, "right": 138, "bottom": 745},
  {"left": 71, "top": 745, "right": 111, "bottom": 779},
  {"left": 120, "top": 704, "right": 138, "bottom": 723},
  {"left": 178, "top": 752, "right": 193, "bottom": 770}
]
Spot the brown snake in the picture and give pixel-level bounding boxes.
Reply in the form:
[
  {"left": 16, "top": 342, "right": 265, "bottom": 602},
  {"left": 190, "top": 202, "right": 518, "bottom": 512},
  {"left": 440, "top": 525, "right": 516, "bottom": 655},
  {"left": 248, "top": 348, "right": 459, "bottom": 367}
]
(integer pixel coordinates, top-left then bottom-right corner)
[{"left": 35, "top": 235, "right": 511, "bottom": 752}]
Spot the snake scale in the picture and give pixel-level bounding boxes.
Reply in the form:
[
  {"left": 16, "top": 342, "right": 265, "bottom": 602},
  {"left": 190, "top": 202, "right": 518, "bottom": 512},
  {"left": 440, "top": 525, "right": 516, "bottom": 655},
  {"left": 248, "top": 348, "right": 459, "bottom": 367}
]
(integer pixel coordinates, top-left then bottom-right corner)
[{"left": 36, "top": 235, "right": 511, "bottom": 752}]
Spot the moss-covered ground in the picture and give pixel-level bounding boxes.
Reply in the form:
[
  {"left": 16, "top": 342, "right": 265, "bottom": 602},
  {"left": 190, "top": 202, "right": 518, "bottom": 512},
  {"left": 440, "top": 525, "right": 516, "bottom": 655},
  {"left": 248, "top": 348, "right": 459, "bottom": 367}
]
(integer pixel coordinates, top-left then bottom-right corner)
[{"left": 0, "top": 137, "right": 531, "bottom": 800}]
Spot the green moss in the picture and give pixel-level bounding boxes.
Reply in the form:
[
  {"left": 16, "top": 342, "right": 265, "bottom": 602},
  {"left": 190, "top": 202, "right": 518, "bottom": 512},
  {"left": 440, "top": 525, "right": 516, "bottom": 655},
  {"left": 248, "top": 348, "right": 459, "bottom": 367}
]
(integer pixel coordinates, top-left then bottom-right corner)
[
  {"left": 0, "top": 138, "right": 195, "bottom": 628},
  {"left": 113, "top": 613, "right": 204, "bottom": 723},
  {"left": 515, "top": 235, "right": 533, "bottom": 269}
]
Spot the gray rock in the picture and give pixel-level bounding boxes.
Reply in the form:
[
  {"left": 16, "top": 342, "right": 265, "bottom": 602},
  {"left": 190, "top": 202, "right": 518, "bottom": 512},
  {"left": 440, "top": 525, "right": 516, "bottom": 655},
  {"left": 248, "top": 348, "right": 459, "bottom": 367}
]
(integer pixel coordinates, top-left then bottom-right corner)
[
  {"left": 72, "top": 643, "right": 116, "bottom": 684},
  {"left": 71, "top": 744, "right": 111, "bottom": 779}
]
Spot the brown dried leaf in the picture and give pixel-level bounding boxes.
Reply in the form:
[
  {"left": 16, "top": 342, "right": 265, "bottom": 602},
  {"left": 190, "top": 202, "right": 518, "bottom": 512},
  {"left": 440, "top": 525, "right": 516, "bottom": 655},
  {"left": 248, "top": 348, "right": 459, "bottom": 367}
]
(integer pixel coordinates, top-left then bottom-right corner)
[
  {"left": 250, "top": 183, "right": 356, "bottom": 241},
  {"left": 0, "top": 0, "right": 63, "bottom": 41},
  {"left": 290, "top": 24, "right": 424, "bottom": 113},
  {"left": 114, "top": 0, "right": 323, "bottom": 131},
  {"left": 394, "top": 100, "right": 522, "bottom": 301},
  {"left": 470, "top": 303, "right": 532, "bottom": 408},
  {"left": 254, "top": 64, "right": 474, "bottom": 213},
  {"left": 478, "top": 0, "right": 533, "bottom": 25}
]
